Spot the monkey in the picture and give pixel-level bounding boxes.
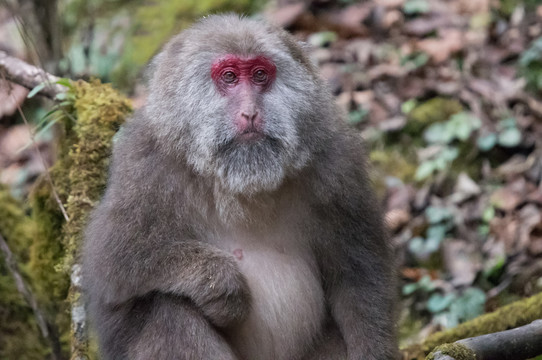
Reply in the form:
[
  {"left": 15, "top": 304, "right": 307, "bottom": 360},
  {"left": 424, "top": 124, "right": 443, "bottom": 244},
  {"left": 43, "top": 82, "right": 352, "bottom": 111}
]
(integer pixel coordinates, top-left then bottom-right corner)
[{"left": 82, "top": 14, "right": 397, "bottom": 360}]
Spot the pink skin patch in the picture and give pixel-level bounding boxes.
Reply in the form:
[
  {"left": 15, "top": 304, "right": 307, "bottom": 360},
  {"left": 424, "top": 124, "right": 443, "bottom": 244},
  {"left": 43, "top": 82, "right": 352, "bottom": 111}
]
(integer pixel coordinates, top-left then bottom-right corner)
[
  {"left": 211, "top": 55, "right": 277, "bottom": 138},
  {"left": 211, "top": 55, "right": 276, "bottom": 93},
  {"left": 233, "top": 248, "right": 244, "bottom": 261}
]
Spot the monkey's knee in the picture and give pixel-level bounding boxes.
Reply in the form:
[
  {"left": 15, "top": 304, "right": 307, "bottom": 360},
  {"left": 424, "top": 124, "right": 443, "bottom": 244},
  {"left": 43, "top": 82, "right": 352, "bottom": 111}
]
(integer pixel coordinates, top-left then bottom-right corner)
[
  {"left": 127, "top": 294, "right": 238, "bottom": 360},
  {"left": 303, "top": 323, "right": 346, "bottom": 360}
]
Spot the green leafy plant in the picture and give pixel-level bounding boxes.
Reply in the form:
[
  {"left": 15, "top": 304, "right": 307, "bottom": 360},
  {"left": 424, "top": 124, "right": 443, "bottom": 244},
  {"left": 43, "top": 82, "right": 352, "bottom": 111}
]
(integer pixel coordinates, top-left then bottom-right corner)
[
  {"left": 403, "top": 275, "right": 437, "bottom": 296},
  {"left": 400, "top": 52, "right": 429, "bottom": 70},
  {"left": 403, "top": 276, "right": 487, "bottom": 329},
  {"left": 424, "top": 112, "right": 481, "bottom": 144},
  {"left": 519, "top": 36, "right": 542, "bottom": 93},
  {"left": 431, "top": 288, "right": 486, "bottom": 328},
  {"left": 348, "top": 106, "right": 369, "bottom": 125},
  {"left": 403, "top": 0, "right": 430, "bottom": 15},
  {"left": 415, "top": 112, "right": 481, "bottom": 180},
  {"left": 476, "top": 117, "right": 522, "bottom": 151},
  {"left": 415, "top": 146, "right": 459, "bottom": 181},
  {"left": 307, "top": 31, "right": 338, "bottom": 48},
  {"left": 19, "top": 79, "right": 76, "bottom": 153},
  {"left": 401, "top": 99, "right": 418, "bottom": 115},
  {"left": 408, "top": 206, "right": 454, "bottom": 259}
]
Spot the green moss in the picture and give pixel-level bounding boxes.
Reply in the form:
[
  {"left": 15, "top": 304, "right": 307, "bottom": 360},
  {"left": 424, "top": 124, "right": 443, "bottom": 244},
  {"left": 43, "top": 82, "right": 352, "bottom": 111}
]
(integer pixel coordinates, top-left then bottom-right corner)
[
  {"left": 63, "top": 79, "right": 131, "bottom": 359},
  {"left": 499, "top": 0, "right": 540, "bottom": 17},
  {"left": 29, "top": 175, "right": 71, "bottom": 356},
  {"left": 62, "top": 79, "right": 131, "bottom": 269},
  {"left": 0, "top": 186, "right": 34, "bottom": 260},
  {"left": 30, "top": 176, "right": 69, "bottom": 300},
  {"left": 401, "top": 291, "right": 542, "bottom": 359},
  {"left": 26, "top": 99, "right": 80, "bottom": 358},
  {"left": 405, "top": 98, "right": 464, "bottom": 136},
  {"left": 370, "top": 149, "right": 417, "bottom": 185},
  {"left": 426, "top": 343, "right": 475, "bottom": 360},
  {"left": 0, "top": 185, "right": 48, "bottom": 359}
]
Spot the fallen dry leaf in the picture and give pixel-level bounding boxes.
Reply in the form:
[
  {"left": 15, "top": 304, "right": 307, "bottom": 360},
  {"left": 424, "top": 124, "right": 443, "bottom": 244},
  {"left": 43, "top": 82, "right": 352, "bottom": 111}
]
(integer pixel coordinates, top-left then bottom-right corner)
[
  {"left": 386, "top": 208, "right": 411, "bottom": 232},
  {"left": 443, "top": 239, "right": 482, "bottom": 287},
  {"left": 0, "top": 80, "right": 28, "bottom": 118},
  {"left": 518, "top": 204, "right": 542, "bottom": 254},
  {"left": 490, "top": 187, "right": 523, "bottom": 212},
  {"left": 450, "top": 172, "right": 481, "bottom": 203},
  {"left": 417, "top": 29, "right": 464, "bottom": 63},
  {"left": 266, "top": 2, "right": 306, "bottom": 28},
  {"left": 489, "top": 216, "right": 520, "bottom": 253}
]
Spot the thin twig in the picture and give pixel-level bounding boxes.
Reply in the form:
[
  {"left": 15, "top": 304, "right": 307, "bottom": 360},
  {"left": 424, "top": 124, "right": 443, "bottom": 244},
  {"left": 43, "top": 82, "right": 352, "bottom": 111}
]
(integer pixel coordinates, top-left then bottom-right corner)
[
  {"left": 0, "top": 71, "right": 70, "bottom": 222},
  {"left": 1, "top": 1, "right": 78, "bottom": 127},
  {"left": 1, "top": 0, "right": 78, "bottom": 129}
]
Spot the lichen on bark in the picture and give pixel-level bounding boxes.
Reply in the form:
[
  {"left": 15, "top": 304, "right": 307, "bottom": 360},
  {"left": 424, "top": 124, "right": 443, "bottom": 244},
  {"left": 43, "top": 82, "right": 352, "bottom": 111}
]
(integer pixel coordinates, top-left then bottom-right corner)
[{"left": 426, "top": 343, "right": 476, "bottom": 360}]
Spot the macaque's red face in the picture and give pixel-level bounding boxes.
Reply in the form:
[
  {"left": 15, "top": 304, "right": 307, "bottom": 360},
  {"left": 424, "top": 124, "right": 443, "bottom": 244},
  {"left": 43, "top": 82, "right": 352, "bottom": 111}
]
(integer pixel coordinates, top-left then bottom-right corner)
[{"left": 211, "top": 55, "right": 277, "bottom": 140}]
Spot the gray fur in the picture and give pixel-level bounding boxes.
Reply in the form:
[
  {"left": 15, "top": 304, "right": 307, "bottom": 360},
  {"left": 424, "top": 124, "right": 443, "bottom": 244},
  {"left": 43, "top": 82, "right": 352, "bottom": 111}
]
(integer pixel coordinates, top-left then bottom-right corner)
[{"left": 83, "top": 14, "right": 397, "bottom": 360}]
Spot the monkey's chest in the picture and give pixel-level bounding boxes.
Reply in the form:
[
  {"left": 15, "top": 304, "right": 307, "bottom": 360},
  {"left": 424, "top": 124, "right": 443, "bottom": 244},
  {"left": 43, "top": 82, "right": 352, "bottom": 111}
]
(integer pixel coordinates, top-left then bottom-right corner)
[{"left": 218, "top": 237, "right": 326, "bottom": 360}]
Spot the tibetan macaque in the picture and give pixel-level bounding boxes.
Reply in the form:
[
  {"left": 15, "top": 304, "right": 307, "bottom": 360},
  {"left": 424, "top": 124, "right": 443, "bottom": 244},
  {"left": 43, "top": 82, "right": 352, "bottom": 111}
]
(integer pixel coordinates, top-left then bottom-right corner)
[{"left": 83, "top": 14, "right": 397, "bottom": 360}]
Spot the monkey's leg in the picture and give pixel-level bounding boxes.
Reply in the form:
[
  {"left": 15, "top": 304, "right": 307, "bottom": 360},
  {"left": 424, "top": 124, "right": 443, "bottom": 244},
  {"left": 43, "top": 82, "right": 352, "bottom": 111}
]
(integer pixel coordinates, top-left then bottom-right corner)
[
  {"left": 127, "top": 293, "right": 238, "bottom": 360},
  {"left": 302, "top": 323, "right": 346, "bottom": 360}
]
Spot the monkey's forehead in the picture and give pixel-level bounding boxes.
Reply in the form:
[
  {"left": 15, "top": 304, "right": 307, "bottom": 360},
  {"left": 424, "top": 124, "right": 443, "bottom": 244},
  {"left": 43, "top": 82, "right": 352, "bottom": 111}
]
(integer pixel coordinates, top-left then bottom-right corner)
[{"left": 167, "top": 14, "right": 312, "bottom": 71}]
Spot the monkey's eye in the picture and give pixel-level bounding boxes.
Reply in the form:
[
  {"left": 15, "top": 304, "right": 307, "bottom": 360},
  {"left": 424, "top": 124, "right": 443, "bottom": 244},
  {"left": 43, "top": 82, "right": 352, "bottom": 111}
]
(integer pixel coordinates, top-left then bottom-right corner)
[
  {"left": 221, "top": 71, "right": 237, "bottom": 84},
  {"left": 252, "top": 69, "right": 268, "bottom": 84}
]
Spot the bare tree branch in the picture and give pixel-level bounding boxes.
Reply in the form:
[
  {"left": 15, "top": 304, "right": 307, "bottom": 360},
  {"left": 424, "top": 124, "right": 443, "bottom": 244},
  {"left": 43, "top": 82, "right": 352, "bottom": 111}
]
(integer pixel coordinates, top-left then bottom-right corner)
[{"left": 0, "top": 50, "right": 65, "bottom": 98}]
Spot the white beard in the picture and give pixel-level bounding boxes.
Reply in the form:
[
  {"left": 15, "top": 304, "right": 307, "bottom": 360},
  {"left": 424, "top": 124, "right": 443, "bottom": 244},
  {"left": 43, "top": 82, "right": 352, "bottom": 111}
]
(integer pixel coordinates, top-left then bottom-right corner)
[{"left": 215, "top": 136, "right": 287, "bottom": 196}]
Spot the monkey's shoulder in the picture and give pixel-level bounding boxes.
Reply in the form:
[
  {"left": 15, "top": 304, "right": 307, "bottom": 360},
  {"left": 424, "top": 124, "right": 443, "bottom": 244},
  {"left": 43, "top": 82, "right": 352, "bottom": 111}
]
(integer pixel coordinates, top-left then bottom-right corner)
[{"left": 308, "top": 130, "right": 370, "bottom": 191}]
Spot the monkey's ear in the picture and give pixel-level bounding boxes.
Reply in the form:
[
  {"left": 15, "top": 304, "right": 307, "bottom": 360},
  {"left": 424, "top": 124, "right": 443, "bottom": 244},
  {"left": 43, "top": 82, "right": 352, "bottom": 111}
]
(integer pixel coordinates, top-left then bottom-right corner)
[
  {"left": 297, "top": 40, "right": 311, "bottom": 52},
  {"left": 277, "top": 30, "right": 318, "bottom": 73},
  {"left": 297, "top": 41, "right": 319, "bottom": 68},
  {"left": 143, "top": 51, "right": 166, "bottom": 86},
  {"left": 144, "top": 34, "right": 185, "bottom": 85}
]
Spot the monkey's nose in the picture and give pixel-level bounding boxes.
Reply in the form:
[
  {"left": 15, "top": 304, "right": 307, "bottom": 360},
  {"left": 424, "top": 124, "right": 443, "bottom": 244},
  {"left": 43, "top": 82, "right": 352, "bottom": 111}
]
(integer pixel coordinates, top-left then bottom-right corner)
[{"left": 241, "top": 111, "right": 258, "bottom": 125}]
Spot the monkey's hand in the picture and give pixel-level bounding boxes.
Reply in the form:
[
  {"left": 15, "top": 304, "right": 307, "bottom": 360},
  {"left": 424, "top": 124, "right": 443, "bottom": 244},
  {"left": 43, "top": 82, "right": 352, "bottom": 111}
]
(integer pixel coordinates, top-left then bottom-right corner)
[{"left": 173, "top": 248, "right": 251, "bottom": 328}]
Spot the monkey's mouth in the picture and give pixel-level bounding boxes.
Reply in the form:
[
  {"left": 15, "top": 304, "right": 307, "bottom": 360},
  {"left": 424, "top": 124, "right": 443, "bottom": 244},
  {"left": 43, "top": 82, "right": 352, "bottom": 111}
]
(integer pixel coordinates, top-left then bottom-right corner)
[
  {"left": 219, "top": 134, "right": 281, "bottom": 154},
  {"left": 237, "top": 129, "right": 265, "bottom": 141}
]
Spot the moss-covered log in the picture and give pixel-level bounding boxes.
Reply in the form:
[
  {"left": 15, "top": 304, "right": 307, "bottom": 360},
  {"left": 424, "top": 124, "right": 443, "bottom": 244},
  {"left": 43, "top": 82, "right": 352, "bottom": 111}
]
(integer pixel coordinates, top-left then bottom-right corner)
[
  {"left": 427, "top": 320, "right": 542, "bottom": 360},
  {"left": 63, "top": 80, "right": 131, "bottom": 360},
  {"left": 63, "top": 79, "right": 130, "bottom": 269},
  {"left": 401, "top": 291, "right": 542, "bottom": 360}
]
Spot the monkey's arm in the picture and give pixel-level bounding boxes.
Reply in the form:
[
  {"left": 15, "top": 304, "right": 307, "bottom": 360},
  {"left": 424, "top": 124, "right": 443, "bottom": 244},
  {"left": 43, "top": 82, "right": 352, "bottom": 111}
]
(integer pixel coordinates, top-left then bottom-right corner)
[
  {"left": 83, "top": 133, "right": 249, "bottom": 327},
  {"left": 316, "top": 201, "right": 397, "bottom": 360},
  {"left": 85, "top": 206, "right": 249, "bottom": 328},
  {"left": 309, "top": 136, "right": 397, "bottom": 359}
]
